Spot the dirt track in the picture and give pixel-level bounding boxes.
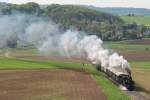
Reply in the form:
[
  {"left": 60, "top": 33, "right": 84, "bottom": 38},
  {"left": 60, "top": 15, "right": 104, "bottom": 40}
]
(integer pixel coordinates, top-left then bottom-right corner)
[{"left": 0, "top": 69, "right": 106, "bottom": 100}]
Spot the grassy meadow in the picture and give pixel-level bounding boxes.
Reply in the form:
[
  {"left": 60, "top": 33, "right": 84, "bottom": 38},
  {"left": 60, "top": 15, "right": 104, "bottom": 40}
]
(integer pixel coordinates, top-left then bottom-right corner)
[
  {"left": 104, "top": 41, "right": 150, "bottom": 50},
  {"left": 121, "top": 16, "right": 150, "bottom": 27}
]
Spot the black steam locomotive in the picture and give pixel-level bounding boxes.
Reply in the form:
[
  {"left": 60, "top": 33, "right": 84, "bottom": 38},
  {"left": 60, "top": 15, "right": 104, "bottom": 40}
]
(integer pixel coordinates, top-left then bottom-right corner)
[{"left": 96, "top": 65, "right": 134, "bottom": 91}]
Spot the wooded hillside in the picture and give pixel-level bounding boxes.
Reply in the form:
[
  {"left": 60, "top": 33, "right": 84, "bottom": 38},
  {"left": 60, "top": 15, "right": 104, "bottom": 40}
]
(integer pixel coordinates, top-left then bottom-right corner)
[{"left": 0, "top": 2, "right": 149, "bottom": 40}]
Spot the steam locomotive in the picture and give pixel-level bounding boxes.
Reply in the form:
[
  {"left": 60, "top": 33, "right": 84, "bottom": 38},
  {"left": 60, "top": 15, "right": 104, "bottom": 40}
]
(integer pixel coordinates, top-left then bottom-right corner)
[{"left": 96, "top": 65, "right": 134, "bottom": 91}]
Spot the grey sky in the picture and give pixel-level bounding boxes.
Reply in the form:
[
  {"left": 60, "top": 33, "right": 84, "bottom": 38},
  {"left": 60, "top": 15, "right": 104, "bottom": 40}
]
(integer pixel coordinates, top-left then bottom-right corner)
[{"left": 0, "top": 0, "right": 150, "bottom": 9}]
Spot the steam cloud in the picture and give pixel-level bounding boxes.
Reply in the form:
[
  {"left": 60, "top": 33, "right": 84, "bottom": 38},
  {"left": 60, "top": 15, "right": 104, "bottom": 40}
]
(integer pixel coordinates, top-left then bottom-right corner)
[{"left": 0, "top": 14, "right": 130, "bottom": 70}]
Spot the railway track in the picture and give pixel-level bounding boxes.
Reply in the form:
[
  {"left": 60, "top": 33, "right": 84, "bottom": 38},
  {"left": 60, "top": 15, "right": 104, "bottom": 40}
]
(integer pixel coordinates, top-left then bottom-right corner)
[{"left": 125, "top": 90, "right": 150, "bottom": 100}]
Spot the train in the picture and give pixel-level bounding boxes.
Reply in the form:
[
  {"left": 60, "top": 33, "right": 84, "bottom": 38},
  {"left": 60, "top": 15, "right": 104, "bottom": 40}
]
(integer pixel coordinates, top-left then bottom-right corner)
[{"left": 96, "top": 65, "right": 134, "bottom": 91}]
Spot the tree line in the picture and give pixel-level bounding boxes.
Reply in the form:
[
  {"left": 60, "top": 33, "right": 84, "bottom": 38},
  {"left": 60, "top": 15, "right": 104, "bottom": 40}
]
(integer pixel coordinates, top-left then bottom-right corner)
[{"left": 0, "top": 2, "right": 149, "bottom": 41}]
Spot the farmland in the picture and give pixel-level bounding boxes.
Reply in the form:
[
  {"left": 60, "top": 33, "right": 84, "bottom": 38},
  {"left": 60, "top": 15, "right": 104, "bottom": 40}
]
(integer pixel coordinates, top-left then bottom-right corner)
[
  {"left": 0, "top": 69, "right": 106, "bottom": 100},
  {"left": 104, "top": 39, "right": 150, "bottom": 62},
  {"left": 0, "top": 39, "right": 150, "bottom": 100},
  {"left": 0, "top": 38, "right": 150, "bottom": 100},
  {"left": 121, "top": 16, "right": 150, "bottom": 27},
  {"left": 0, "top": 56, "right": 129, "bottom": 100}
]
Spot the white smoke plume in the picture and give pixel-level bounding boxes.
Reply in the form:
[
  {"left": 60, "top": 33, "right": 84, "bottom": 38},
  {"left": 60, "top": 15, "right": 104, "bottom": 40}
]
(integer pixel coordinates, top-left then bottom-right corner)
[
  {"left": 0, "top": 14, "right": 130, "bottom": 70},
  {"left": 59, "top": 30, "right": 130, "bottom": 70}
]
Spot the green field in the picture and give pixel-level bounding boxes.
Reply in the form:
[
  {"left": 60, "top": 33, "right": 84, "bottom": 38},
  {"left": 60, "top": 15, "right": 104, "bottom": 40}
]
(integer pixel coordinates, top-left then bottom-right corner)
[
  {"left": 130, "top": 61, "right": 150, "bottom": 69},
  {"left": 104, "top": 41, "right": 150, "bottom": 50},
  {"left": 121, "top": 16, "right": 150, "bottom": 27},
  {"left": 0, "top": 57, "right": 129, "bottom": 100}
]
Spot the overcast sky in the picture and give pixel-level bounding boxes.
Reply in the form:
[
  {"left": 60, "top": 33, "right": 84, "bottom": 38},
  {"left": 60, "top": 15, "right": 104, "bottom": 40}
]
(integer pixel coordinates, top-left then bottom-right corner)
[{"left": 0, "top": 0, "right": 150, "bottom": 9}]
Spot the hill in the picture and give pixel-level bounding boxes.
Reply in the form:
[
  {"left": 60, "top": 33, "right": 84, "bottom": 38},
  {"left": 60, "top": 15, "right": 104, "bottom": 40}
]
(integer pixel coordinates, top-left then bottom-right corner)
[
  {"left": 41, "top": 4, "right": 124, "bottom": 38},
  {"left": 0, "top": 2, "right": 149, "bottom": 40},
  {"left": 0, "top": 2, "right": 124, "bottom": 40}
]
